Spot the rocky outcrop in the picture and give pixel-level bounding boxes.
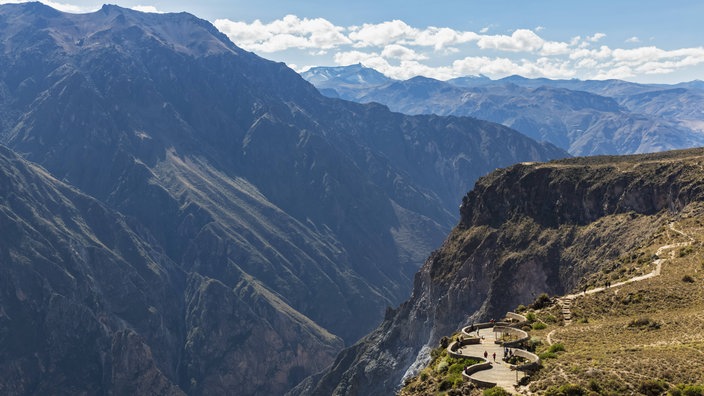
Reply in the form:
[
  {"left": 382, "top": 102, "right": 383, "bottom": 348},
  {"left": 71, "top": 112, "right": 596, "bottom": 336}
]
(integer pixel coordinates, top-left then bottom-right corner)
[{"left": 292, "top": 148, "right": 704, "bottom": 396}]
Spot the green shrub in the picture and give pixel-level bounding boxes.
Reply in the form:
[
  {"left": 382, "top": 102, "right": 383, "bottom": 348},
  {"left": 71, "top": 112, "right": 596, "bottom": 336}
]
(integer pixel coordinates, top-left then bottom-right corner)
[
  {"left": 484, "top": 387, "right": 511, "bottom": 396},
  {"left": 628, "top": 317, "right": 661, "bottom": 330},
  {"left": 525, "top": 312, "right": 536, "bottom": 323},
  {"left": 678, "top": 246, "right": 694, "bottom": 257},
  {"left": 545, "top": 383, "right": 586, "bottom": 396},
  {"left": 419, "top": 371, "right": 428, "bottom": 381},
  {"left": 669, "top": 384, "right": 704, "bottom": 396},
  {"left": 430, "top": 347, "right": 443, "bottom": 359},
  {"left": 532, "top": 321, "right": 547, "bottom": 330},
  {"left": 526, "top": 337, "right": 542, "bottom": 352},
  {"left": 587, "top": 379, "right": 601, "bottom": 392},
  {"left": 437, "top": 378, "right": 453, "bottom": 391},
  {"left": 435, "top": 359, "right": 449, "bottom": 373},
  {"left": 638, "top": 379, "right": 667, "bottom": 396},
  {"left": 538, "top": 351, "right": 557, "bottom": 360},
  {"left": 531, "top": 293, "right": 552, "bottom": 309},
  {"left": 548, "top": 343, "right": 565, "bottom": 353}
]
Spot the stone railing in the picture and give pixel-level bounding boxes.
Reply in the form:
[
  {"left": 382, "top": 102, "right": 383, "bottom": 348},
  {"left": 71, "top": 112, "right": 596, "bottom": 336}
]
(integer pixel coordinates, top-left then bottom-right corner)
[
  {"left": 463, "top": 364, "right": 496, "bottom": 388},
  {"left": 511, "top": 349, "right": 541, "bottom": 371},
  {"left": 447, "top": 339, "right": 477, "bottom": 358},
  {"left": 505, "top": 312, "right": 527, "bottom": 324},
  {"left": 461, "top": 321, "right": 509, "bottom": 338},
  {"left": 491, "top": 326, "right": 530, "bottom": 347},
  {"left": 448, "top": 340, "right": 496, "bottom": 387}
]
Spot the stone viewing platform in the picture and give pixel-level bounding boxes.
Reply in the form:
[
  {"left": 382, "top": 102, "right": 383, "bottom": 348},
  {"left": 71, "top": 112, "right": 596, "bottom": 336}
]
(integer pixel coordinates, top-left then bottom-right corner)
[{"left": 444, "top": 312, "right": 540, "bottom": 393}]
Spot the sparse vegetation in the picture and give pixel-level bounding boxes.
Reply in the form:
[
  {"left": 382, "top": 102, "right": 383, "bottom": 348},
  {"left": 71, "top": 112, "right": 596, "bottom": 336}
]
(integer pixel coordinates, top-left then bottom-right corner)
[
  {"left": 527, "top": 211, "right": 704, "bottom": 395},
  {"left": 483, "top": 387, "right": 511, "bottom": 396},
  {"left": 525, "top": 312, "right": 536, "bottom": 323},
  {"left": 531, "top": 293, "right": 552, "bottom": 310},
  {"left": 532, "top": 321, "right": 547, "bottom": 330},
  {"left": 638, "top": 379, "right": 668, "bottom": 395},
  {"left": 627, "top": 317, "right": 661, "bottom": 330},
  {"left": 669, "top": 384, "right": 704, "bottom": 396},
  {"left": 399, "top": 338, "right": 480, "bottom": 395},
  {"left": 544, "top": 383, "right": 586, "bottom": 396}
]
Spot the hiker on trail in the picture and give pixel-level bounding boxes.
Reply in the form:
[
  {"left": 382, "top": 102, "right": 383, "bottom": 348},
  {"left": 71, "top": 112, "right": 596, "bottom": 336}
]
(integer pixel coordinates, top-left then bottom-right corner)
[
  {"left": 583, "top": 286, "right": 587, "bottom": 295},
  {"left": 484, "top": 351, "right": 488, "bottom": 359},
  {"left": 492, "top": 352, "right": 496, "bottom": 361}
]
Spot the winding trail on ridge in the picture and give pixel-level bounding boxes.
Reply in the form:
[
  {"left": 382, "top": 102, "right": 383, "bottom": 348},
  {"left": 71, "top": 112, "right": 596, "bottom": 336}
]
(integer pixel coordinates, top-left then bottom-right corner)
[{"left": 548, "top": 222, "right": 692, "bottom": 345}]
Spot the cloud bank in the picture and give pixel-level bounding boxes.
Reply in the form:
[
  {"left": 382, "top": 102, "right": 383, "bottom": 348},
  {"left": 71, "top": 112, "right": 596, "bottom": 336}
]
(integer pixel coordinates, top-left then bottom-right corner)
[{"left": 214, "top": 15, "right": 704, "bottom": 81}]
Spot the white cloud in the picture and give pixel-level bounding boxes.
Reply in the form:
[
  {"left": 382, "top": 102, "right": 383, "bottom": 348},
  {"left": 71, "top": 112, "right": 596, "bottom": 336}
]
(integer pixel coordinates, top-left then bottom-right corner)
[
  {"left": 540, "top": 41, "right": 571, "bottom": 56},
  {"left": 625, "top": 36, "right": 640, "bottom": 43},
  {"left": 214, "top": 15, "right": 350, "bottom": 53},
  {"left": 593, "top": 65, "right": 634, "bottom": 80},
  {"left": 212, "top": 14, "right": 704, "bottom": 82},
  {"left": 476, "top": 29, "right": 544, "bottom": 52},
  {"left": 381, "top": 44, "right": 427, "bottom": 61},
  {"left": 479, "top": 26, "right": 490, "bottom": 33},
  {"left": 587, "top": 32, "right": 607, "bottom": 42},
  {"left": 131, "top": 5, "right": 164, "bottom": 14},
  {"left": 570, "top": 45, "right": 613, "bottom": 60},
  {"left": 411, "top": 27, "right": 479, "bottom": 50},
  {"left": 348, "top": 20, "right": 417, "bottom": 47},
  {"left": 334, "top": 50, "right": 379, "bottom": 65}
]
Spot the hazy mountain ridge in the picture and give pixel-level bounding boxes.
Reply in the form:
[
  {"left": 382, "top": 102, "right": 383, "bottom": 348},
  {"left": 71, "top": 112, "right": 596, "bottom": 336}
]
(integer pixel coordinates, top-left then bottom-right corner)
[
  {"left": 0, "top": 3, "right": 567, "bottom": 394},
  {"left": 302, "top": 65, "right": 704, "bottom": 156},
  {"left": 291, "top": 147, "right": 704, "bottom": 396}
]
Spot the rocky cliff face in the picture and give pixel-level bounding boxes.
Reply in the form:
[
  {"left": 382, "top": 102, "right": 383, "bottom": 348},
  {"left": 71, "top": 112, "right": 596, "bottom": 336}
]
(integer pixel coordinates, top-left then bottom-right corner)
[
  {"left": 0, "top": 4, "right": 567, "bottom": 394},
  {"left": 292, "top": 148, "right": 704, "bottom": 396},
  {"left": 0, "top": 145, "right": 184, "bottom": 394}
]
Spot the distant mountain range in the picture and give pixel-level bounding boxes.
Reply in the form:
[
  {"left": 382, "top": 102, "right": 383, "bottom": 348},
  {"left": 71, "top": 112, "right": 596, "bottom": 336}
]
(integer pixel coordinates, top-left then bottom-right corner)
[
  {"left": 0, "top": 3, "right": 566, "bottom": 394},
  {"left": 302, "top": 65, "right": 704, "bottom": 156}
]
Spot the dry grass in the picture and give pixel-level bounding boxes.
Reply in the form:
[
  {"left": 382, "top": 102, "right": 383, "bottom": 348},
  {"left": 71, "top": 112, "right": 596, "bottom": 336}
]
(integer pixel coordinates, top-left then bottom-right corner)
[{"left": 524, "top": 203, "right": 704, "bottom": 394}]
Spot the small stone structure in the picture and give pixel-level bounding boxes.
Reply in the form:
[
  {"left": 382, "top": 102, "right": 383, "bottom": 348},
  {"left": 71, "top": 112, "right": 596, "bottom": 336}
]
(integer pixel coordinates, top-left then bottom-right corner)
[{"left": 448, "top": 312, "right": 540, "bottom": 390}]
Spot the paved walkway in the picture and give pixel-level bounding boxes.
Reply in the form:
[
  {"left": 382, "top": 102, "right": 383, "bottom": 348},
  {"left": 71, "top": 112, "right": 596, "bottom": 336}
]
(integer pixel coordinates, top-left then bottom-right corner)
[{"left": 457, "top": 328, "right": 525, "bottom": 393}]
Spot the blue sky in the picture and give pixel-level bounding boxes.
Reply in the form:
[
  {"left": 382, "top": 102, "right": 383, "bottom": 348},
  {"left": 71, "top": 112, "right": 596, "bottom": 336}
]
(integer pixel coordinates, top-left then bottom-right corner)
[{"left": 3, "top": 0, "right": 704, "bottom": 83}]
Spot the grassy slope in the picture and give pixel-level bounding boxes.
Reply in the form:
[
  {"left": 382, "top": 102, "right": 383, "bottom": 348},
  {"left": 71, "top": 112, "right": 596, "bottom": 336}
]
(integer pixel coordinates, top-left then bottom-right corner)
[
  {"left": 400, "top": 163, "right": 704, "bottom": 395},
  {"left": 527, "top": 202, "right": 704, "bottom": 395}
]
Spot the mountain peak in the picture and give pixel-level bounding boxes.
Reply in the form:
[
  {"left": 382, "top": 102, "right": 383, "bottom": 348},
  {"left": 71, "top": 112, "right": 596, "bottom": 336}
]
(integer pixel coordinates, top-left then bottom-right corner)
[
  {"left": 0, "top": 2, "right": 242, "bottom": 57},
  {"left": 302, "top": 64, "right": 392, "bottom": 87}
]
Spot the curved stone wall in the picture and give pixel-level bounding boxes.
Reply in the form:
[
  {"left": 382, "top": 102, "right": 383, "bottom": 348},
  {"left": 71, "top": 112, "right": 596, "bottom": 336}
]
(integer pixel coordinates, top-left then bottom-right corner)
[
  {"left": 492, "top": 326, "right": 530, "bottom": 347},
  {"left": 511, "top": 349, "right": 541, "bottom": 371}
]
